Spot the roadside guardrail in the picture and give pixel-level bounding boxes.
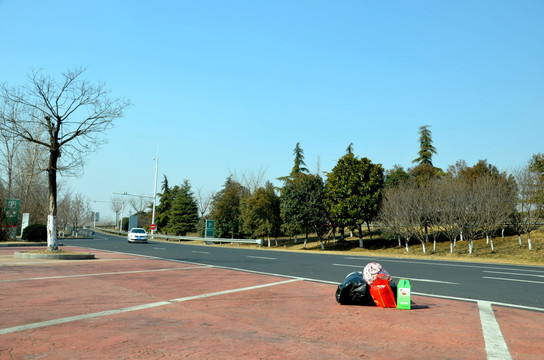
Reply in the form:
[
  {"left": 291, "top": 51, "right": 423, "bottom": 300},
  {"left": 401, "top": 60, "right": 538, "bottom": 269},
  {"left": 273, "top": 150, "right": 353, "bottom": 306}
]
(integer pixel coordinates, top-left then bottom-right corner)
[{"left": 94, "top": 227, "right": 263, "bottom": 247}]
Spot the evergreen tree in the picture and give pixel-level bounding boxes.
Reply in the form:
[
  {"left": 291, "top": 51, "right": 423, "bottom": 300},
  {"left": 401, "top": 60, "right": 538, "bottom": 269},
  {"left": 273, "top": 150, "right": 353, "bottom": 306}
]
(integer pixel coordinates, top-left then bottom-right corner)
[
  {"left": 166, "top": 180, "right": 199, "bottom": 236},
  {"left": 281, "top": 173, "right": 327, "bottom": 248},
  {"left": 384, "top": 165, "right": 410, "bottom": 188},
  {"left": 241, "top": 181, "right": 281, "bottom": 241},
  {"left": 413, "top": 125, "right": 437, "bottom": 167},
  {"left": 209, "top": 176, "right": 248, "bottom": 238},
  {"left": 291, "top": 142, "right": 309, "bottom": 176},
  {"left": 324, "top": 154, "right": 384, "bottom": 247},
  {"left": 155, "top": 175, "right": 172, "bottom": 232}
]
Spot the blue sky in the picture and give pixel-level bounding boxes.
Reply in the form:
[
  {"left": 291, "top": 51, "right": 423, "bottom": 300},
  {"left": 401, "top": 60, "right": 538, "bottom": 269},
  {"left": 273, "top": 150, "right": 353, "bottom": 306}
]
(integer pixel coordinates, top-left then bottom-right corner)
[{"left": 1, "top": 1, "right": 543, "bottom": 222}]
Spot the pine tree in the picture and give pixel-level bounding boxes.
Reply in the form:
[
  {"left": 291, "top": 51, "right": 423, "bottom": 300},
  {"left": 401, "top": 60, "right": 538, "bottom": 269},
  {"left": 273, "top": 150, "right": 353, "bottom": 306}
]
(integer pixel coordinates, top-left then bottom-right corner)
[
  {"left": 155, "top": 175, "right": 172, "bottom": 232},
  {"left": 166, "top": 180, "right": 199, "bottom": 236},
  {"left": 413, "top": 125, "right": 437, "bottom": 166},
  {"left": 291, "top": 142, "right": 309, "bottom": 176}
]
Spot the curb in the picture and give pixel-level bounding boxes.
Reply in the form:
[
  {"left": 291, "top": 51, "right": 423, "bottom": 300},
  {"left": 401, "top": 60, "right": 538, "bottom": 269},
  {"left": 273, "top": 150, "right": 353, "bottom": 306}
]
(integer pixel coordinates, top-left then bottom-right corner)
[
  {"left": 13, "top": 251, "right": 95, "bottom": 260},
  {"left": 0, "top": 243, "right": 64, "bottom": 247}
]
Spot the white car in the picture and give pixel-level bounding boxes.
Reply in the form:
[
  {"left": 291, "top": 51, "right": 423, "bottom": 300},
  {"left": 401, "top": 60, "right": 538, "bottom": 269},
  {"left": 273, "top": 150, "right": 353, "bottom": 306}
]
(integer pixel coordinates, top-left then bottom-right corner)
[{"left": 127, "top": 228, "right": 148, "bottom": 243}]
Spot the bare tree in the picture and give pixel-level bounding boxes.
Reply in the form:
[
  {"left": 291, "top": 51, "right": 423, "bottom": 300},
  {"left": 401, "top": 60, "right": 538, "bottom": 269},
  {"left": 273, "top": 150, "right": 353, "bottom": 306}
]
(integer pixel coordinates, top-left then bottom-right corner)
[
  {"left": 513, "top": 165, "right": 544, "bottom": 250},
  {"left": 1, "top": 68, "right": 130, "bottom": 250},
  {"left": 128, "top": 196, "right": 150, "bottom": 215},
  {"left": 0, "top": 97, "right": 23, "bottom": 198},
  {"left": 379, "top": 185, "right": 412, "bottom": 252},
  {"left": 70, "top": 193, "right": 91, "bottom": 236},
  {"left": 57, "top": 193, "right": 71, "bottom": 237},
  {"left": 195, "top": 186, "right": 215, "bottom": 219},
  {"left": 404, "top": 184, "right": 431, "bottom": 254},
  {"left": 476, "top": 175, "right": 516, "bottom": 251},
  {"left": 436, "top": 177, "right": 464, "bottom": 254},
  {"left": 14, "top": 134, "right": 49, "bottom": 221},
  {"left": 110, "top": 196, "right": 126, "bottom": 230},
  {"left": 230, "top": 168, "right": 267, "bottom": 196}
]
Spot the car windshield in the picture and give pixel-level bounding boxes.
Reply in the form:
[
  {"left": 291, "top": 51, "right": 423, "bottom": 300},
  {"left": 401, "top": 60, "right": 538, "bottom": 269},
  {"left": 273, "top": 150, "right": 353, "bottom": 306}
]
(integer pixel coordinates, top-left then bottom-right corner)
[{"left": 131, "top": 229, "right": 146, "bottom": 234}]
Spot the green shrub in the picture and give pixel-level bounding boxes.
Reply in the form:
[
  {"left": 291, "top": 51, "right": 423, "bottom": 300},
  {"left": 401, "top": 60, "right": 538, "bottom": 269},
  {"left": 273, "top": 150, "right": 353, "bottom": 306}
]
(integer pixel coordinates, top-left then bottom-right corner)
[
  {"left": 22, "top": 224, "right": 47, "bottom": 242},
  {"left": 0, "top": 227, "right": 8, "bottom": 242}
]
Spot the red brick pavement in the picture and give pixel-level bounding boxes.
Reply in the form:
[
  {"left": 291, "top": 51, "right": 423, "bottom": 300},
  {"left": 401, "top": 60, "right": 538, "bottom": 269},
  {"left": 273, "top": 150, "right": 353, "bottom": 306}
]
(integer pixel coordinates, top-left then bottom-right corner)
[{"left": 1, "top": 246, "right": 543, "bottom": 359}]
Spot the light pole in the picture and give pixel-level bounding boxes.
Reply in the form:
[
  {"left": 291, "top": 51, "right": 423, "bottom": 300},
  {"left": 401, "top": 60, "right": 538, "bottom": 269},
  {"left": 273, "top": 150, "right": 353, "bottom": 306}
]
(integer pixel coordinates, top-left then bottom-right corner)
[{"left": 151, "top": 150, "right": 159, "bottom": 238}]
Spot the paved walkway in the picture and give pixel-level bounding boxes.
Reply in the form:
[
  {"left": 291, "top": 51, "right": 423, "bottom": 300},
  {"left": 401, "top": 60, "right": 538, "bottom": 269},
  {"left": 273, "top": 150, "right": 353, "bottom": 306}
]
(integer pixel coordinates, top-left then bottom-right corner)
[{"left": 1, "top": 246, "right": 543, "bottom": 359}]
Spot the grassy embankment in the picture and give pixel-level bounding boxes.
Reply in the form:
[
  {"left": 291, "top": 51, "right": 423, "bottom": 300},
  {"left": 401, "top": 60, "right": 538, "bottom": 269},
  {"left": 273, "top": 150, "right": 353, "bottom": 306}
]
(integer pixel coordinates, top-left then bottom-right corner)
[{"left": 212, "top": 227, "right": 544, "bottom": 267}]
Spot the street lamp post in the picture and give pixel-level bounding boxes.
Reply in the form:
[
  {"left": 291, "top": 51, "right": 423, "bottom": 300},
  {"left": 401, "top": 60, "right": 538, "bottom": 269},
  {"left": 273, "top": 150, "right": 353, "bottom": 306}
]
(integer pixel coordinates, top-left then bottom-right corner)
[{"left": 151, "top": 151, "right": 159, "bottom": 239}]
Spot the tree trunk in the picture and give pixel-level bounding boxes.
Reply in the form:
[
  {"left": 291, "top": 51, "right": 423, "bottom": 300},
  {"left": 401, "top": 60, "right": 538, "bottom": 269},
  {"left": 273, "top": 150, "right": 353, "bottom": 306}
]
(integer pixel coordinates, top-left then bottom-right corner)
[
  {"left": 421, "top": 241, "right": 426, "bottom": 254},
  {"left": 490, "top": 237, "right": 494, "bottom": 251},
  {"left": 450, "top": 241, "right": 453, "bottom": 254},
  {"left": 405, "top": 237, "right": 409, "bottom": 252},
  {"left": 424, "top": 225, "right": 429, "bottom": 243},
  {"left": 528, "top": 234, "right": 533, "bottom": 251},
  {"left": 294, "top": 234, "right": 298, "bottom": 244},
  {"left": 47, "top": 148, "right": 59, "bottom": 251},
  {"left": 518, "top": 234, "right": 522, "bottom": 247},
  {"left": 366, "top": 222, "right": 372, "bottom": 240},
  {"left": 358, "top": 225, "right": 364, "bottom": 248},
  {"left": 398, "top": 235, "right": 401, "bottom": 247}
]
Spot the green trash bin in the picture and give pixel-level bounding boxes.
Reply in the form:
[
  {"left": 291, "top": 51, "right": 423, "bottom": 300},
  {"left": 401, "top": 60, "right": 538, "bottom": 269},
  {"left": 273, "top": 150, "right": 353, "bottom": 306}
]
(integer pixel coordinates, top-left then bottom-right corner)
[{"left": 397, "top": 279, "right": 411, "bottom": 310}]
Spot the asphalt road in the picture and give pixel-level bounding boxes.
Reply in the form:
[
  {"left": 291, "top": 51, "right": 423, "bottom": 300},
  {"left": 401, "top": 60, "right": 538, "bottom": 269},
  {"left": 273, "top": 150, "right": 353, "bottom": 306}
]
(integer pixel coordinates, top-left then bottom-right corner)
[{"left": 64, "top": 232, "right": 544, "bottom": 312}]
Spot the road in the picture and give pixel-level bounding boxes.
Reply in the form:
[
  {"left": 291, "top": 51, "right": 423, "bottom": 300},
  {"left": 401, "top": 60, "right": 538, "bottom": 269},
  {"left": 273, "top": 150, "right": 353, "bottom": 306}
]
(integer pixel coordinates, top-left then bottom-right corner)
[{"left": 65, "top": 232, "right": 544, "bottom": 312}]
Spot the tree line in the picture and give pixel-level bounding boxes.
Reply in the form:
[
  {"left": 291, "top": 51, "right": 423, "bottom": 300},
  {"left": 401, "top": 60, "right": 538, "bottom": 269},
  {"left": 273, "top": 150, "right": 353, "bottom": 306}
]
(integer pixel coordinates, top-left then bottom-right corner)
[{"left": 152, "top": 126, "right": 544, "bottom": 254}]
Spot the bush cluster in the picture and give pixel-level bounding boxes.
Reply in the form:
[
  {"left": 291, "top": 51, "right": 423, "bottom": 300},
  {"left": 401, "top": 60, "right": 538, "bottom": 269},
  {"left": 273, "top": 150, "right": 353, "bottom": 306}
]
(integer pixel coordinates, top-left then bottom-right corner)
[{"left": 22, "top": 224, "right": 47, "bottom": 242}]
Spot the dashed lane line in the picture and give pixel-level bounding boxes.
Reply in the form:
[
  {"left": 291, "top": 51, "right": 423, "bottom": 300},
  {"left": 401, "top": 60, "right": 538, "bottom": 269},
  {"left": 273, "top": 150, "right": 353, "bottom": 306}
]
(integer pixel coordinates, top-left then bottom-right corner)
[
  {"left": 247, "top": 255, "right": 277, "bottom": 260},
  {"left": 484, "top": 270, "right": 544, "bottom": 278},
  {"left": 482, "top": 276, "right": 544, "bottom": 285}
]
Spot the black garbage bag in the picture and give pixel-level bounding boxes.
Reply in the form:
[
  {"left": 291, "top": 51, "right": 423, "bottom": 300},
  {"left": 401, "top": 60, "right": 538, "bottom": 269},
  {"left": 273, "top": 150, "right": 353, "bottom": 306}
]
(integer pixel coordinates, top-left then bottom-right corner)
[{"left": 335, "top": 271, "right": 376, "bottom": 306}]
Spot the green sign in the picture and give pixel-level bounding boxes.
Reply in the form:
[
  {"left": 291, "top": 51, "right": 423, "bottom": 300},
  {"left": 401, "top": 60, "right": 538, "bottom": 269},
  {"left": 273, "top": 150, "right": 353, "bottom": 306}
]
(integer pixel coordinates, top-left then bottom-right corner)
[
  {"left": 205, "top": 220, "right": 214, "bottom": 238},
  {"left": 396, "top": 279, "right": 411, "bottom": 310},
  {"left": 4, "top": 199, "right": 20, "bottom": 226}
]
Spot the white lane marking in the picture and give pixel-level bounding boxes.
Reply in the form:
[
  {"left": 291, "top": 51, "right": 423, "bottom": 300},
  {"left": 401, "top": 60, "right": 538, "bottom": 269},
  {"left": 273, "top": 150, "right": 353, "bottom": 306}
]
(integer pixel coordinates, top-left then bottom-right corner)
[
  {"left": 247, "top": 255, "right": 276, "bottom": 260},
  {"left": 483, "top": 276, "right": 544, "bottom": 285},
  {"left": 191, "top": 251, "right": 210, "bottom": 254},
  {"left": 332, "top": 264, "right": 459, "bottom": 284},
  {"left": 484, "top": 270, "right": 544, "bottom": 278},
  {"left": 0, "top": 266, "right": 207, "bottom": 283},
  {"left": 153, "top": 247, "right": 166, "bottom": 250},
  {"left": 393, "top": 277, "right": 458, "bottom": 284},
  {"left": 344, "top": 257, "right": 544, "bottom": 272},
  {"left": 0, "top": 278, "right": 301, "bottom": 335},
  {"left": 478, "top": 301, "right": 512, "bottom": 360}
]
